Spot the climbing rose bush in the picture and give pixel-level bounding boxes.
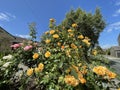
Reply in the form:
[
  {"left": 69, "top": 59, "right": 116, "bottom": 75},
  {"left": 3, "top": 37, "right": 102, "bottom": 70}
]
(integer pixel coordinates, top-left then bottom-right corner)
[{"left": 0, "top": 19, "right": 120, "bottom": 90}]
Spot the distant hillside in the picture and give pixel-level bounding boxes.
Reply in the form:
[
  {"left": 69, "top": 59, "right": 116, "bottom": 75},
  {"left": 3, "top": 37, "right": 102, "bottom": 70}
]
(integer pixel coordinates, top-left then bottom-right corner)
[{"left": 0, "top": 27, "right": 27, "bottom": 53}]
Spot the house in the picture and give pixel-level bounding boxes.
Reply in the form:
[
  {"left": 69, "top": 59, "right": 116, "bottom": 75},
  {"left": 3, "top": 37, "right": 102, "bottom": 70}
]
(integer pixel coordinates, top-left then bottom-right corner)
[
  {"left": 110, "top": 46, "right": 120, "bottom": 57},
  {"left": 110, "top": 34, "right": 120, "bottom": 58},
  {"left": 118, "top": 34, "right": 120, "bottom": 46},
  {"left": 0, "top": 26, "right": 27, "bottom": 52}
]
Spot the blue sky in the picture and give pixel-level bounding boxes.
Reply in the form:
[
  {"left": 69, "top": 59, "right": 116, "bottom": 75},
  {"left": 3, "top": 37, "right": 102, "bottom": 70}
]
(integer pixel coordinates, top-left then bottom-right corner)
[{"left": 0, "top": 0, "right": 120, "bottom": 48}]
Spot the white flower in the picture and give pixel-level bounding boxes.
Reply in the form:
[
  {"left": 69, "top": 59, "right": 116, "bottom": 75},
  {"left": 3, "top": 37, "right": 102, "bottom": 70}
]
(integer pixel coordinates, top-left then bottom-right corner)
[
  {"left": 3, "top": 62, "right": 11, "bottom": 68},
  {"left": 18, "top": 63, "right": 28, "bottom": 72},
  {"left": 2, "top": 54, "right": 13, "bottom": 60}
]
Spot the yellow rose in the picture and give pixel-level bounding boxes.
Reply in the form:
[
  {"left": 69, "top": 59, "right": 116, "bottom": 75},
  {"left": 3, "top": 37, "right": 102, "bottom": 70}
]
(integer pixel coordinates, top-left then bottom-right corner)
[
  {"left": 78, "top": 71, "right": 83, "bottom": 80},
  {"left": 33, "top": 53, "right": 39, "bottom": 59},
  {"left": 82, "top": 39, "right": 88, "bottom": 43},
  {"left": 93, "top": 66, "right": 107, "bottom": 76},
  {"left": 85, "top": 36, "right": 90, "bottom": 41},
  {"left": 86, "top": 42, "right": 91, "bottom": 46},
  {"left": 49, "top": 30, "right": 55, "bottom": 34},
  {"left": 92, "top": 50, "right": 97, "bottom": 55},
  {"left": 106, "top": 71, "right": 116, "bottom": 79},
  {"left": 45, "top": 39, "right": 51, "bottom": 44},
  {"left": 72, "top": 65, "right": 79, "bottom": 72},
  {"left": 78, "top": 35, "right": 84, "bottom": 39},
  {"left": 81, "top": 70, "right": 87, "bottom": 75},
  {"left": 64, "top": 75, "right": 79, "bottom": 87},
  {"left": 57, "top": 42, "right": 61, "bottom": 46},
  {"left": 35, "top": 67, "right": 40, "bottom": 73},
  {"left": 53, "top": 34, "right": 59, "bottom": 39},
  {"left": 38, "top": 63, "right": 44, "bottom": 71},
  {"left": 69, "top": 33, "right": 74, "bottom": 37},
  {"left": 82, "top": 39, "right": 91, "bottom": 46},
  {"left": 68, "top": 29, "right": 73, "bottom": 33},
  {"left": 79, "top": 78, "right": 86, "bottom": 84},
  {"left": 45, "top": 51, "right": 51, "bottom": 58},
  {"left": 71, "top": 43, "right": 77, "bottom": 49},
  {"left": 72, "top": 23, "right": 78, "bottom": 28},
  {"left": 27, "top": 68, "right": 33, "bottom": 76}
]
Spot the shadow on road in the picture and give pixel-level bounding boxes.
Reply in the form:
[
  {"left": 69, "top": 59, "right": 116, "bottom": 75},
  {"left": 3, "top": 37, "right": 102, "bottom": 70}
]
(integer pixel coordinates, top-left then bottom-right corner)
[{"left": 109, "top": 60, "right": 117, "bottom": 66}]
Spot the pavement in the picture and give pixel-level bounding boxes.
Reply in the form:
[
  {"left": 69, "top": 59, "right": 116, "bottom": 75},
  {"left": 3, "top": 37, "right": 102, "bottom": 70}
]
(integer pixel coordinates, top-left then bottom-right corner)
[
  {"left": 103, "top": 55, "right": 120, "bottom": 90},
  {"left": 104, "top": 55, "right": 120, "bottom": 75}
]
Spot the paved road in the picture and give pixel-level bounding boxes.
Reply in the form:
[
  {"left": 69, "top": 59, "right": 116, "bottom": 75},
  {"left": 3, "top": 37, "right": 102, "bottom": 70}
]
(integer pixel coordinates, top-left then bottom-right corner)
[
  {"left": 103, "top": 56, "right": 120, "bottom": 90},
  {"left": 104, "top": 55, "right": 120, "bottom": 75}
]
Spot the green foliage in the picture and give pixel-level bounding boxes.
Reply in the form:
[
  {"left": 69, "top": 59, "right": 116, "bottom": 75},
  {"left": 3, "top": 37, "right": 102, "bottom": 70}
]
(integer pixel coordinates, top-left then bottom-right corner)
[
  {"left": 95, "top": 46, "right": 105, "bottom": 54},
  {"left": 29, "top": 22, "right": 37, "bottom": 41},
  {"left": 105, "top": 48, "right": 111, "bottom": 55},
  {"left": 59, "top": 8, "right": 106, "bottom": 47},
  {"left": 0, "top": 8, "right": 120, "bottom": 90}
]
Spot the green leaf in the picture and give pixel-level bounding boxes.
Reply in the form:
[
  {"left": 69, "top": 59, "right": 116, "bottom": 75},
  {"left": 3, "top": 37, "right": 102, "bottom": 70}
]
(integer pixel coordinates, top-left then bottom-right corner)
[
  {"left": 59, "top": 61, "right": 63, "bottom": 68},
  {"left": 71, "top": 69, "right": 78, "bottom": 79}
]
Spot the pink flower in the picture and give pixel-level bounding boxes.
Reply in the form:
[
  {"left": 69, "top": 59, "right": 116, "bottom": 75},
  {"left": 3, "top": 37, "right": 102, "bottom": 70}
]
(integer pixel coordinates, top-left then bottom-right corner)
[
  {"left": 24, "top": 45, "right": 33, "bottom": 51},
  {"left": 10, "top": 43, "right": 21, "bottom": 49}
]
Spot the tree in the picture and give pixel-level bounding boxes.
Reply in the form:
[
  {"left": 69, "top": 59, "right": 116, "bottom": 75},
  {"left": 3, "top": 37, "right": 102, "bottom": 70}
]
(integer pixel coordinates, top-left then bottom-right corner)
[
  {"left": 58, "top": 8, "right": 106, "bottom": 48},
  {"left": 29, "top": 22, "right": 37, "bottom": 41}
]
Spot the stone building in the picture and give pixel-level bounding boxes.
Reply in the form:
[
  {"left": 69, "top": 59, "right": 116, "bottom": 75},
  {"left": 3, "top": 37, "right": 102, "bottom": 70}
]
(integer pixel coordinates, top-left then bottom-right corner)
[
  {"left": 118, "top": 34, "right": 120, "bottom": 46},
  {"left": 110, "top": 34, "right": 120, "bottom": 58}
]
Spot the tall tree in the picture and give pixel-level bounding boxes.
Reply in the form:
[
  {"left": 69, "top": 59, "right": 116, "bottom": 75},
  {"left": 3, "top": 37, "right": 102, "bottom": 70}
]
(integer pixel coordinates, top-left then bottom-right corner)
[
  {"left": 29, "top": 22, "right": 37, "bottom": 41},
  {"left": 59, "top": 8, "right": 106, "bottom": 48}
]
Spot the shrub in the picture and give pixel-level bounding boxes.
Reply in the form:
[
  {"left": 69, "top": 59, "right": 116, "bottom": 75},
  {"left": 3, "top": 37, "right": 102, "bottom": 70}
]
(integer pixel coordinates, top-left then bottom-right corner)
[{"left": 0, "top": 19, "right": 119, "bottom": 90}]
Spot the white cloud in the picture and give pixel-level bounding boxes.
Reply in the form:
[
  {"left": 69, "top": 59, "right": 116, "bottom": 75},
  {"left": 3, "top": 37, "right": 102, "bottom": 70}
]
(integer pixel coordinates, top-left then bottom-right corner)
[
  {"left": 106, "top": 21, "right": 120, "bottom": 32},
  {"left": 0, "top": 12, "right": 16, "bottom": 21},
  {"left": 113, "top": 1, "right": 120, "bottom": 17},
  {"left": 5, "top": 12, "right": 16, "bottom": 19},
  {"left": 115, "top": 1, "right": 120, "bottom": 6},
  {"left": 113, "top": 9, "right": 120, "bottom": 17},
  {"left": 0, "top": 13, "right": 9, "bottom": 21},
  {"left": 15, "top": 34, "right": 31, "bottom": 39}
]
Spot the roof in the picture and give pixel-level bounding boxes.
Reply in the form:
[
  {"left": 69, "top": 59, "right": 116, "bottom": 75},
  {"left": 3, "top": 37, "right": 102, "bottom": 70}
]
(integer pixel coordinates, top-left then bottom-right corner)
[
  {"left": 0, "top": 26, "right": 16, "bottom": 39},
  {"left": 111, "top": 46, "right": 120, "bottom": 50}
]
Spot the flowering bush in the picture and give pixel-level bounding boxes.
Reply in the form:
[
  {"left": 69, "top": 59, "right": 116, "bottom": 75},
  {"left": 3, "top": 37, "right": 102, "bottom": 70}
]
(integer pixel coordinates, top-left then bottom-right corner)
[{"left": 0, "top": 19, "right": 120, "bottom": 90}]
